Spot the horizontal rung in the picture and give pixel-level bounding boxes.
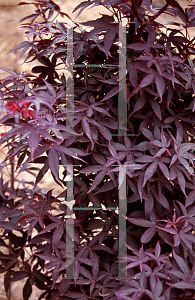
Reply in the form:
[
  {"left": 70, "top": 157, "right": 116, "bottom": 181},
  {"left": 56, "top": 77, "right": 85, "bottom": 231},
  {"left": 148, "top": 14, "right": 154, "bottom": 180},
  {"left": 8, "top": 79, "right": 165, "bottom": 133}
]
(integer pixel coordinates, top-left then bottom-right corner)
[
  {"left": 74, "top": 207, "right": 118, "bottom": 210},
  {"left": 73, "top": 64, "right": 119, "bottom": 67}
]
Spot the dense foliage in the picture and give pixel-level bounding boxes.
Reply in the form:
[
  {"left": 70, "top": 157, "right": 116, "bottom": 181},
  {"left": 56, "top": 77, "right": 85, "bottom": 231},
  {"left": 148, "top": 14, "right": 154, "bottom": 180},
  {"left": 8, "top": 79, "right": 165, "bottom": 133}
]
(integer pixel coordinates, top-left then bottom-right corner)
[{"left": 1, "top": 0, "right": 195, "bottom": 299}]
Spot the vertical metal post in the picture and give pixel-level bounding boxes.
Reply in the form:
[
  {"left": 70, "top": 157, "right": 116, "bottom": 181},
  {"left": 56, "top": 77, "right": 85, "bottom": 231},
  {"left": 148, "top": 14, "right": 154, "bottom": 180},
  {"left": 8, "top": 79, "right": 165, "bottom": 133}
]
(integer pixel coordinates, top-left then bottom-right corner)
[
  {"left": 66, "top": 25, "right": 74, "bottom": 134},
  {"left": 66, "top": 164, "right": 74, "bottom": 279},
  {"left": 118, "top": 165, "right": 127, "bottom": 278},
  {"left": 118, "top": 23, "right": 127, "bottom": 137}
]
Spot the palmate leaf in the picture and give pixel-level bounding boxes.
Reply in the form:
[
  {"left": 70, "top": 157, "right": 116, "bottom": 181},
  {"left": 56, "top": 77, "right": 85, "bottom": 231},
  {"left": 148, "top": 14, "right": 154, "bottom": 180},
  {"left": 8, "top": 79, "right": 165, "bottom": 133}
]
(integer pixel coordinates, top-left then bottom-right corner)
[
  {"left": 142, "top": 161, "right": 158, "bottom": 187},
  {"left": 173, "top": 250, "right": 191, "bottom": 278},
  {"left": 155, "top": 73, "right": 165, "bottom": 102},
  {"left": 104, "top": 27, "right": 116, "bottom": 59},
  {"left": 1, "top": 0, "right": 195, "bottom": 298},
  {"left": 48, "top": 147, "right": 61, "bottom": 186},
  {"left": 141, "top": 226, "right": 156, "bottom": 243},
  {"left": 87, "top": 169, "right": 108, "bottom": 194},
  {"left": 28, "top": 129, "right": 41, "bottom": 160},
  {"left": 168, "top": 281, "right": 195, "bottom": 290}
]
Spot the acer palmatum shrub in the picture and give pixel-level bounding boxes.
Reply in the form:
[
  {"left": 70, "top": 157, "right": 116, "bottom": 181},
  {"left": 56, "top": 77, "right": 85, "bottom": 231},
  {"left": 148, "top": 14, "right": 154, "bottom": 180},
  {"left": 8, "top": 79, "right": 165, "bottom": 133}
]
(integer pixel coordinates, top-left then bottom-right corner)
[{"left": 1, "top": 0, "right": 195, "bottom": 299}]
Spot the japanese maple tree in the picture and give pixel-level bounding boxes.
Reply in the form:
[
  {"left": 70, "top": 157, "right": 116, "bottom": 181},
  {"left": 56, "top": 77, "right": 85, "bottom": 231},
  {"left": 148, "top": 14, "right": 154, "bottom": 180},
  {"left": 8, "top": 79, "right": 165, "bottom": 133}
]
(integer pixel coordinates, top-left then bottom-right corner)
[{"left": 0, "top": 0, "right": 195, "bottom": 299}]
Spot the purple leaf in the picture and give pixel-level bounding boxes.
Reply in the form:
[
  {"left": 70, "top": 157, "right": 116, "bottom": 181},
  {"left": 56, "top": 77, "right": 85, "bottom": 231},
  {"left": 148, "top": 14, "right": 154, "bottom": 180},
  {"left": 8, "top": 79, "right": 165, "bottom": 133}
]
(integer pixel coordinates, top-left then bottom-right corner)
[
  {"left": 98, "top": 125, "right": 112, "bottom": 140},
  {"left": 154, "top": 279, "right": 163, "bottom": 299},
  {"left": 155, "top": 73, "right": 165, "bottom": 102},
  {"left": 178, "top": 156, "right": 194, "bottom": 175},
  {"left": 126, "top": 217, "right": 154, "bottom": 227},
  {"left": 92, "top": 257, "right": 99, "bottom": 279},
  {"left": 129, "top": 63, "right": 138, "bottom": 88},
  {"left": 141, "top": 225, "right": 156, "bottom": 243},
  {"left": 186, "top": 190, "right": 195, "bottom": 207},
  {"left": 87, "top": 169, "right": 107, "bottom": 193},
  {"left": 92, "top": 244, "right": 115, "bottom": 254},
  {"left": 158, "top": 161, "right": 170, "bottom": 180},
  {"left": 52, "top": 224, "right": 64, "bottom": 247},
  {"left": 28, "top": 130, "right": 41, "bottom": 160},
  {"left": 80, "top": 165, "right": 103, "bottom": 174},
  {"left": 104, "top": 28, "right": 116, "bottom": 59},
  {"left": 0, "top": 68, "right": 18, "bottom": 77},
  {"left": 82, "top": 117, "right": 93, "bottom": 144},
  {"left": 142, "top": 0, "right": 152, "bottom": 11},
  {"left": 94, "top": 180, "right": 115, "bottom": 194},
  {"left": 80, "top": 266, "right": 93, "bottom": 280},
  {"left": 130, "top": 96, "right": 146, "bottom": 116},
  {"left": 142, "top": 161, "right": 158, "bottom": 187},
  {"left": 42, "top": 79, "right": 56, "bottom": 98},
  {"left": 169, "top": 281, "right": 195, "bottom": 290},
  {"left": 109, "top": 141, "right": 117, "bottom": 159},
  {"left": 141, "top": 128, "right": 154, "bottom": 140},
  {"left": 87, "top": 192, "right": 101, "bottom": 207},
  {"left": 74, "top": 259, "right": 80, "bottom": 281},
  {"left": 127, "top": 42, "right": 148, "bottom": 50},
  {"left": 149, "top": 98, "right": 162, "bottom": 120},
  {"left": 36, "top": 254, "right": 58, "bottom": 262},
  {"left": 48, "top": 148, "right": 61, "bottom": 186},
  {"left": 101, "top": 86, "right": 119, "bottom": 101},
  {"left": 140, "top": 73, "right": 155, "bottom": 88},
  {"left": 55, "top": 145, "right": 86, "bottom": 163},
  {"left": 74, "top": 42, "right": 84, "bottom": 61},
  {"left": 176, "top": 169, "right": 186, "bottom": 196}
]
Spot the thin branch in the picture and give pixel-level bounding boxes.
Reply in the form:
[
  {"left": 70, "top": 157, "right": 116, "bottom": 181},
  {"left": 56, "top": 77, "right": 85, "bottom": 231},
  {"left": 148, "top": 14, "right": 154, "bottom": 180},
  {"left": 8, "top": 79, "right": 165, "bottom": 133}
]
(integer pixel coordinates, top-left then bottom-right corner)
[
  {"left": 131, "top": 0, "right": 144, "bottom": 25},
  {"left": 149, "top": 0, "right": 174, "bottom": 23},
  {"left": 129, "top": 0, "right": 175, "bottom": 58}
]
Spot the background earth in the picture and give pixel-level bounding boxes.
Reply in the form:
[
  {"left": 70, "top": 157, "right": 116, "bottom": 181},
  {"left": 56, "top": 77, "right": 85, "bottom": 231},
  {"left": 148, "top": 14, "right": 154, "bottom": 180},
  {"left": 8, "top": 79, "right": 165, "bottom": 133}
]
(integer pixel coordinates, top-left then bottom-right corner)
[{"left": 0, "top": 0, "right": 194, "bottom": 299}]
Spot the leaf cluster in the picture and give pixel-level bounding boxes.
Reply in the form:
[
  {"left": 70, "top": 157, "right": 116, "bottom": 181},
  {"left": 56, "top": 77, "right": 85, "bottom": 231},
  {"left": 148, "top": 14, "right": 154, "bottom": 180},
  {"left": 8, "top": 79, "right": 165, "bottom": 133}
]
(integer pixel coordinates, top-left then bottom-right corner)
[{"left": 1, "top": 0, "right": 195, "bottom": 299}]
